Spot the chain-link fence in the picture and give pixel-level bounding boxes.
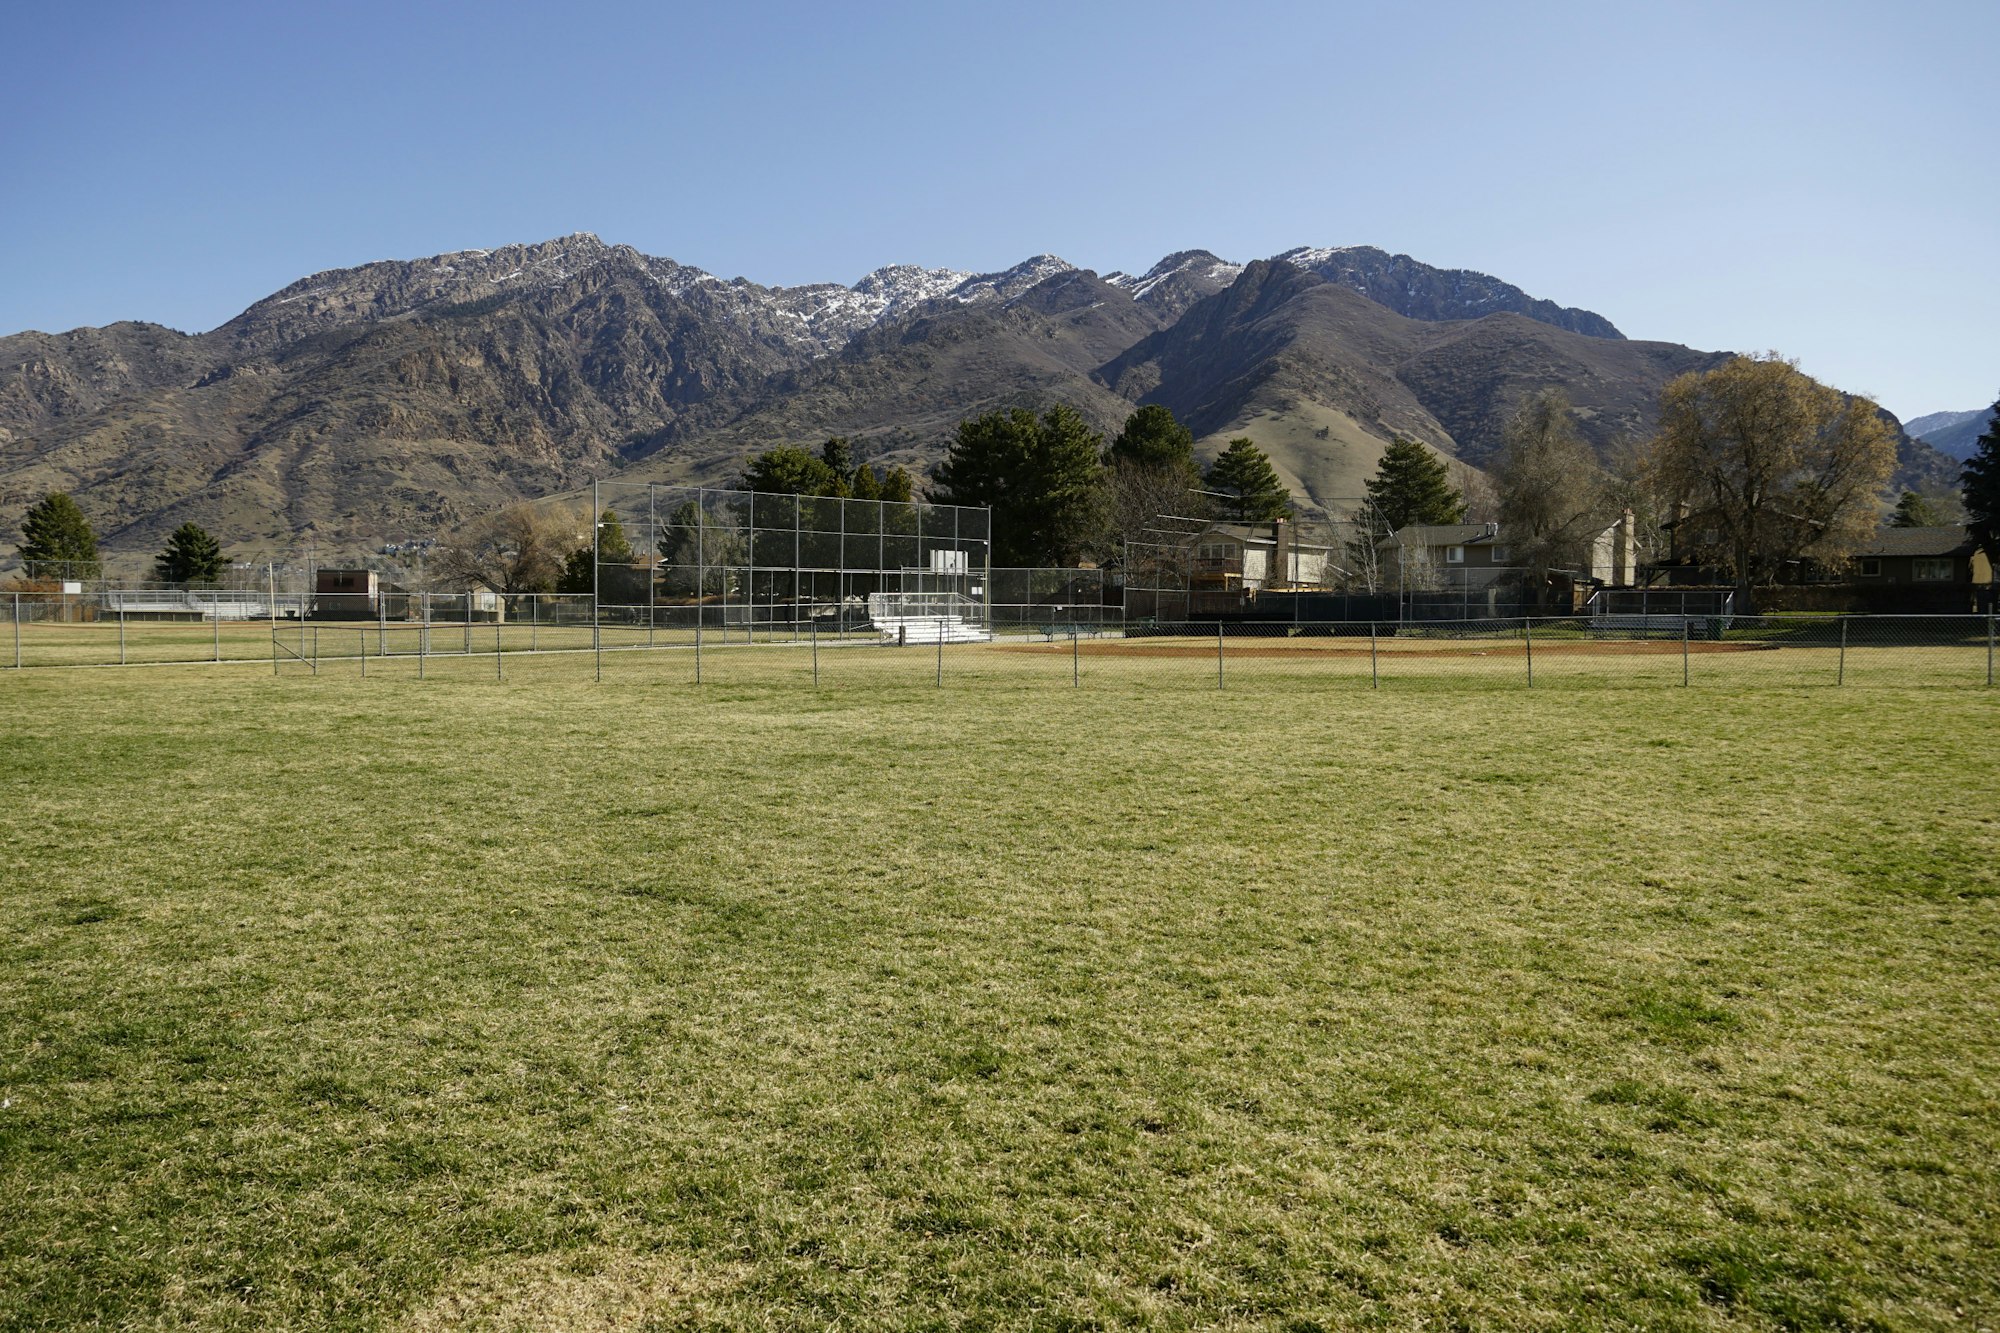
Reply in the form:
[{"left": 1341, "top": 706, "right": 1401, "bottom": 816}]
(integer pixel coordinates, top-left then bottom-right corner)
[{"left": 6, "top": 592, "right": 1995, "bottom": 691}]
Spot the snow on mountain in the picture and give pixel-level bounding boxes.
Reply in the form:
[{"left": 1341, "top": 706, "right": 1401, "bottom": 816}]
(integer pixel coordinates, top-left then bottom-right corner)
[{"left": 1105, "top": 250, "right": 1245, "bottom": 303}]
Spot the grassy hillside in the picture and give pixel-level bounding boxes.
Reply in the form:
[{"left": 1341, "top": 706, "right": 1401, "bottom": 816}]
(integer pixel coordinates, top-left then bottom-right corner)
[{"left": 3, "top": 660, "right": 1996, "bottom": 1329}]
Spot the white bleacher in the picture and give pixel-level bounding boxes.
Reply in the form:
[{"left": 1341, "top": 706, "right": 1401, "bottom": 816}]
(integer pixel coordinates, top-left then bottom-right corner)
[{"left": 866, "top": 592, "right": 991, "bottom": 644}]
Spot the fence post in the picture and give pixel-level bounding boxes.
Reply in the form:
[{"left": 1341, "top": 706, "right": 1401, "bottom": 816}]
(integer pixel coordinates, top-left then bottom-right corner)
[
  {"left": 935, "top": 622, "right": 944, "bottom": 687},
  {"left": 360, "top": 629, "right": 366, "bottom": 679},
  {"left": 1524, "top": 617, "right": 1533, "bottom": 688},
  {"left": 118, "top": 597, "right": 127, "bottom": 665},
  {"left": 213, "top": 604, "right": 220, "bottom": 662},
  {"left": 1216, "top": 622, "right": 1225, "bottom": 690},
  {"left": 463, "top": 601, "right": 471, "bottom": 655},
  {"left": 1988, "top": 612, "right": 1994, "bottom": 688},
  {"left": 1072, "top": 627, "right": 1080, "bottom": 687},
  {"left": 309, "top": 626, "right": 317, "bottom": 676},
  {"left": 531, "top": 596, "right": 538, "bottom": 654},
  {"left": 695, "top": 621, "right": 702, "bottom": 685},
  {"left": 13, "top": 594, "right": 19, "bottom": 670},
  {"left": 594, "top": 615, "right": 602, "bottom": 683},
  {"left": 419, "top": 593, "right": 428, "bottom": 681},
  {"left": 270, "top": 622, "right": 278, "bottom": 676},
  {"left": 496, "top": 623, "right": 503, "bottom": 681},
  {"left": 1682, "top": 616, "right": 1690, "bottom": 687},
  {"left": 1370, "top": 621, "right": 1378, "bottom": 689},
  {"left": 1837, "top": 617, "right": 1846, "bottom": 687},
  {"left": 811, "top": 619, "right": 819, "bottom": 688}
]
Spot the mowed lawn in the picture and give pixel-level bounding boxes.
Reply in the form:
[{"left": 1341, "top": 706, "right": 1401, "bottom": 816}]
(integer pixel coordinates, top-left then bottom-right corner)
[{"left": 2, "top": 658, "right": 1997, "bottom": 1331}]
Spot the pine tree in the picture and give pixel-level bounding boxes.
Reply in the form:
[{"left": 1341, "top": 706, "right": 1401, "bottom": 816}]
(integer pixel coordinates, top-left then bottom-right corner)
[
  {"left": 17, "top": 492, "right": 100, "bottom": 577},
  {"left": 819, "top": 437, "right": 855, "bottom": 488},
  {"left": 1889, "top": 491, "right": 1944, "bottom": 528},
  {"left": 741, "top": 446, "right": 844, "bottom": 497},
  {"left": 1108, "top": 405, "right": 1200, "bottom": 482},
  {"left": 1961, "top": 397, "right": 2000, "bottom": 566},
  {"left": 878, "top": 466, "right": 915, "bottom": 504},
  {"left": 930, "top": 405, "right": 1107, "bottom": 565},
  {"left": 595, "top": 509, "right": 634, "bottom": 562},
  {"left": 1204, "top": 438, "right": 1290, "bottom": 522},
  {"left": 154, "top": 522, "right": 225, "bottom": 584},
  {"left": 1363, "top": 437, "right": 1466, "bottom": 530}
]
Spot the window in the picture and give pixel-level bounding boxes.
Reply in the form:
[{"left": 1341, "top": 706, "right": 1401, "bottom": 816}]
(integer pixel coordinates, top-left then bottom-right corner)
[
  {"left": 1913, "top": 558, "right": 1954, "bottom": 582},
  {"left": 1856, "top": 559, "right": 1881, "bottom": 578},
  {"left": 1488, "top": 545, "right": 1510, "bottom": 563},
  {"left": 1445, "top": 546, "right": 1465, "bottom": 564}
]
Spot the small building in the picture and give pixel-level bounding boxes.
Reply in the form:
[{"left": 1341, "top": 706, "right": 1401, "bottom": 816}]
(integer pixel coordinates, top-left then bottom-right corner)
[
  {"left": 314, "top": 568, "right": 379, "bottom": 620},
  {"left": 1379, "top": 523, "right": 1515, "bottom": 590},
  {"left": 1189, "top": 520, "right": 1335, "bottom": 592},
  {"left": 1849, "top": 525, "right": 1990, "bottom": 588}
]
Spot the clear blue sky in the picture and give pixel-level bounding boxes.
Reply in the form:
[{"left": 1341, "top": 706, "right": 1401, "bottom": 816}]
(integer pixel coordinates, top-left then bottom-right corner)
[{"left": 2, "top": 0, "right": 1993, "bottom": 419}]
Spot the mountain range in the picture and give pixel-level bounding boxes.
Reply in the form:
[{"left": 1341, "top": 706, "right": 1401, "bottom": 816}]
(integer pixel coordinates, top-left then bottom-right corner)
[
  {"left": 1904, "top": 407, "right": 1994, "bottom": 462},
  {"left": 0, "top": 234, "right": 1960, "bottom": 563}
]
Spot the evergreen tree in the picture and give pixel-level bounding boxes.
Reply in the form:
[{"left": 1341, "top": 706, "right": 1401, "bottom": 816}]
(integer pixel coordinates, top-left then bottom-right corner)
[
  {"left": 1363, "top": 437, "right": 1467, "bottom": 530},
  {"left": 657, "top": 499, "right": 741, "bottom": 596},
  {"left": 1204, "top": 438, "right": 1291, "bottom": 522},
  {"left": 595, "top": 509, "right": 634, "bottom": 562},
  {"left": 850, "top": 463, "right": 882, "bottom": 500},
  {"left": 555, "top": 546, "right": 594, "bottom": 595},
  {"left": 1889, "top": 491, "right": 1944, "bottom": 528},
  {"left": 741, "top": 445, "right": 844, "bottom": 497},
  {"left": 1107, "top": 404, "right": 1200, "bottom": 482},
  {"left": 17, "top": 492, "right": 100, "bottom": 577},
  {"left": 1962, "top": 396, "right": 2000, "bottom": 565},
  {"left": 930, "top": 405, "right": 1107, "bottom": 566},
  {"left": 819, "top": 437, "right": 855, "bottom": 488},
  {"left": 878, "top": 465, "right": 915, "bottom": 504},
  {"left": 153, "top": 521, "right": 225, "bottom": 584}
]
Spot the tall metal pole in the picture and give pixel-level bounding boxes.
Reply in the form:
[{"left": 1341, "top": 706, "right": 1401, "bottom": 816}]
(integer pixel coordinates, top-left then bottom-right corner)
[
  {"left": 593, "top": 478, "right": 602, "bottom": 684},
  {"left": 213, "top": 601, "right": 220, "bottom": 662},
  {"left": 1838, "top": 617, "right": 1847, "bottom": 687},
  {"left": 12, "top": 593, "right": 19, "bottom": 670},
  {"left": 310, "top": 625, "right": 318, "bottom": 676},
  {"left": 811, "top": 618, "right": 819, "bottom": 688}
]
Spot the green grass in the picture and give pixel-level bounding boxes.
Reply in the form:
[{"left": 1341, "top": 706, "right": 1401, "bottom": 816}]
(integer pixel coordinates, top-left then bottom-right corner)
[{"left": 2, "top": 656, "right": 1997, "bottom": 1330}]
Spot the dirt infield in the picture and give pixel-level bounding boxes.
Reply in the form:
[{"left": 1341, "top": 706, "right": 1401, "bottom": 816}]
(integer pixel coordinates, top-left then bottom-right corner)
[{"left": 997, "top": 637, "right": 1777, "bottom": 660}]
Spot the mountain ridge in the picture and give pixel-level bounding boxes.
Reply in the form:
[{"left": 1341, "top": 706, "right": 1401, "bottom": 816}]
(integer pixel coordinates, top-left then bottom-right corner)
[{"left": 0, "top": 235, "right": 1956, "bottom": 561}]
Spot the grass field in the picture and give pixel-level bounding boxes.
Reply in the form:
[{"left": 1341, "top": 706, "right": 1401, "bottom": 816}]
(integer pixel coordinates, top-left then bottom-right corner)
[{"left": 3, "top": 656, "right": 1998, "bottom": 1330}]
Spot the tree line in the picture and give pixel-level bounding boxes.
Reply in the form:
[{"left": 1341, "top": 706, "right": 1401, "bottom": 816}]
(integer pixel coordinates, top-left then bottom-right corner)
[{"left": 14, "top": 361, "right": 2000, "bottom": 595}]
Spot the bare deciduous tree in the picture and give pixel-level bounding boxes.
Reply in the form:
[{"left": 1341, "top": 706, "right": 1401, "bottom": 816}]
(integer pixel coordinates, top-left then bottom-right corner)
[
  {"left": 1493, "top": 389, "right": 1614, "bottom": 601},
  {"left": 1108, "top": 459, "right": 1209, "bottom": 560},
  {"left": 1646, "top": 354, "right": 1897, "bottom": 586},
  {"left": 435, "top": 502, "right": 582, "bottom": 593}
]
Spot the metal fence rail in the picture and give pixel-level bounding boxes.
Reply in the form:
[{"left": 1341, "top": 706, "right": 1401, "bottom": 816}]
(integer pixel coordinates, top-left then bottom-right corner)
[{"left": 5, "top": 596, "right": 1996, "bottom": 692}]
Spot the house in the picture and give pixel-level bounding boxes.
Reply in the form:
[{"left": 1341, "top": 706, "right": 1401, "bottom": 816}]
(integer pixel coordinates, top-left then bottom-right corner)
[
  {"left": 1188, "top": 520, "right": 1335, "bottom": 592},
  {"left": 1849, "top": 525, "right": 1990, "bottom": 587},
  {"left": 1378, "top": 524, "right": 1516, "bottom": 590}
]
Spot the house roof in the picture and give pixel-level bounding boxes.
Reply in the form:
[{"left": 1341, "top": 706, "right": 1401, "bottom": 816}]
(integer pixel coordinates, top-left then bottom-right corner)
[
  {"left": 1856, "top": 525, "right": 1976, "bottom": 558},
  {"left": 1381, "top": 524, "right": 1502, "bottom": 549},
  {"left": 1193, "top": 522, "right": 1334, "bottom": 552}
]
